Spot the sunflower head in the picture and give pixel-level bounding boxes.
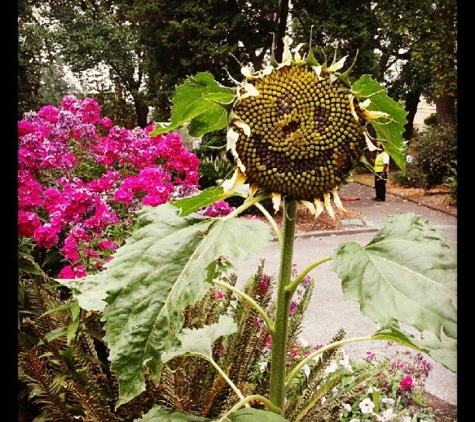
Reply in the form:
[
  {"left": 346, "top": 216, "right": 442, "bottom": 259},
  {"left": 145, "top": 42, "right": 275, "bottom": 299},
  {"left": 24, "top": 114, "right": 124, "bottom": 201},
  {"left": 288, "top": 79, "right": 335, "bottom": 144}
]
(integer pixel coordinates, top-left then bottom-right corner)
[{"left": 225, "top": 40, "right": 384, "bottom": 218}]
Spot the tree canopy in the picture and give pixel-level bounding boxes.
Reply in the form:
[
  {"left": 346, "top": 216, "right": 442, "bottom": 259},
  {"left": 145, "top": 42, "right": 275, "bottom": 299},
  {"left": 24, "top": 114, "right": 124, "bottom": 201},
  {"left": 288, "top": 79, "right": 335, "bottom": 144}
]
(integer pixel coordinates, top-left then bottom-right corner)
[{"left": 18, "top": 0, "right": 456, "bottom": 130}]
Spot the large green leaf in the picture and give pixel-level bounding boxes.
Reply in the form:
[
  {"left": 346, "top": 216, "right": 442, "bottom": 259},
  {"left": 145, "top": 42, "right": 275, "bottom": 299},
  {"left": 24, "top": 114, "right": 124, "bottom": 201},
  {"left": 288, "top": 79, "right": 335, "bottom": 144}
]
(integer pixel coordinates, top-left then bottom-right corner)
[
  {"left": 172, "top": 186, "right": 244, "bottom": 217},
  {"left": 136, "top": 406, "right": 289, "bottom": 422},
  {"left": 151, "top": 72, "right": 235, "bottom": 138},
  {"left": 332, "top": 213, "right": 456, "bottom": 368},
  {"left": 161, "top": 315, "right": 238, "bottom": 363},
  {"left": 352, "top": 75, "right": 408, "bottom": 171},
  {"left": 59, "top": 203, "right": 272, "bottom": 406},
  {"left": 136, "top": 406, "right": 209, "bottom": 421},
  {"left": 369, "top": 326, "right": 456, "bottom": 372}
]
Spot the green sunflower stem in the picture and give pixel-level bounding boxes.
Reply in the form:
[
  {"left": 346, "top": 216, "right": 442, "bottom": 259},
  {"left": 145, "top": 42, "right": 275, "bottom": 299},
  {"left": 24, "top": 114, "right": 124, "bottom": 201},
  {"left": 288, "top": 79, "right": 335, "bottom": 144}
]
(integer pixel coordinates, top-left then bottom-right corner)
[{"left": 269, "top": 198, "right": 298, "bottom": 412}]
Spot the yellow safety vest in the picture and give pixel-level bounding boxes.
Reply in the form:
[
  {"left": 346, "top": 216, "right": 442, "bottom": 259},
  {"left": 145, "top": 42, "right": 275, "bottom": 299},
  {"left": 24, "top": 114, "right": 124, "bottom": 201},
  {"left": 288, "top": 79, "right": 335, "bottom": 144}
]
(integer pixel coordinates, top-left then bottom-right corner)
[{"left": 374, "top": 151, "right": 389, "bottom": 172}]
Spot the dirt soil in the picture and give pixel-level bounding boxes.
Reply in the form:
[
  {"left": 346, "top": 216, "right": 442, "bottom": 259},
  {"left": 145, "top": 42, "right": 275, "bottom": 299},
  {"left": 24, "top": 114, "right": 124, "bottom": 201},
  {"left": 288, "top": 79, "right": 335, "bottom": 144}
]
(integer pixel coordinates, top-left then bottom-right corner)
[{"left": 262, "top": 174, "right": 457, "bottom": 235}]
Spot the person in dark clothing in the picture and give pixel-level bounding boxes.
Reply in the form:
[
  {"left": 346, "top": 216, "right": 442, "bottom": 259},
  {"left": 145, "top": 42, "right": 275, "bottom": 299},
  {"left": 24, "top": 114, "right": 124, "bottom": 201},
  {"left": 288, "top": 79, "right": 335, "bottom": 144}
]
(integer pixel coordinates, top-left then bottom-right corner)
[{"left": 372, "top": 141, "right": 390, "bottom": 201}]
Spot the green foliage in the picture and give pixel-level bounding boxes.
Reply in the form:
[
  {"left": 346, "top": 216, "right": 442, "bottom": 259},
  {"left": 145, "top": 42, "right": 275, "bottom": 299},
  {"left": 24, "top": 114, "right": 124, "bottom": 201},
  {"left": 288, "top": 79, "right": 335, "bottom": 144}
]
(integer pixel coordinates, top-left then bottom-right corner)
[
  {"left": 392, "top": 122, "right": 457, "bottom": 190},
  {"left": 199, "top": 155, "right": 235, "bottom": 190},
  {"left": 60, "top": 203, "right": 273, "bottom": 406},
  {"left": 444, "top": 163, "right": 458, "bottom": 200},
  {"left": 391, "top": 163, "right": 426, "bottom": 187},
  {"left": 424, "top": 113, "right": 438, "bottom": 127},
  {"left": 413, "top": 123, "right": 457, "bottom": 189}
]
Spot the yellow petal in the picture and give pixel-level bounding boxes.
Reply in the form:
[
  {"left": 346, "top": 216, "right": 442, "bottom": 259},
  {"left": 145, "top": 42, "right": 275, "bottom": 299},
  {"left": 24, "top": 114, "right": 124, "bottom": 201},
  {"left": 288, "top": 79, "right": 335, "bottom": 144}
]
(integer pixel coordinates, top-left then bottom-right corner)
[
  {"left": 314, "top": 199, "right": 324, "bottom": 218},
  {"left": 313, "top": 65, "right": 323, "bottom": 79},
  {"left": 361, "top": 110, "right": 389, "bottom": 120},
  {"left": 249, "top": 183, "right": 259, "bottom": 199},
  {"left": 238, "top": 82, "right": 260, "bottom": 99},
  {"left": 332, "top": 188, "right": 347, "bottom": 213},
  {"left": 364, "top": 131, "right": 379, "bottom": 151},
  {"left": 222, "top": 169, "right": 247, "bottom": 194},
  {"left": 293, "top": 43, "right": 306, "bottom": 64},
  {"left": 323, "top": 192, "right": 336, "bottom": 220},
  {"left": 327, "top": 55, "right": 348, "bottom": 72},
  {"left": 301, "top": 200, "right": 316, "bottom": 215},
  {"left": 241, "top": 65, "right": 253, "bottom": 79},
  {"left": 279, "top": 39, "right": 292, "bottom": 67},
  {"left": 232, "top": 119, "right": 251, "bottom": 137},
  {"left": 359, "top": 98, "right": 371, "bottom": 109},
  {"left": 271, "top": 192, "right": 282, "bottom": 213},
  {"left": 226, "top": 128, "right": 239, "bottom": 151}
]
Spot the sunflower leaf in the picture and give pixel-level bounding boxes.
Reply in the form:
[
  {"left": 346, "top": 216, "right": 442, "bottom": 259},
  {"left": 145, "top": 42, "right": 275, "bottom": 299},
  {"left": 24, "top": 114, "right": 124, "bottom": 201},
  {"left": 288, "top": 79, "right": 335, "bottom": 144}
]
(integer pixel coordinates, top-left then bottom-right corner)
[
  {"left": 135, "top": 406, "right": 289, "bottom": 422},
  {"left": 58, "top": 203, "right": 272, "bottom": 406},
  {"left": 352, "top": 75, "right": 408, "bottom": 171},
  {"left": 171, "top": 186, "right": 245, "bottom": 217},
  {"left": 151, "top": 72, "right": 234, "bottom": 137},
  {"left": 135, "top": 406, "right": 209, "bottom": 421},
  {"left": 161, "top": 315, "right": 238, "bottom": 363},
  {"left": 332, "top": 213, "right": 456, "bottom": 369}
]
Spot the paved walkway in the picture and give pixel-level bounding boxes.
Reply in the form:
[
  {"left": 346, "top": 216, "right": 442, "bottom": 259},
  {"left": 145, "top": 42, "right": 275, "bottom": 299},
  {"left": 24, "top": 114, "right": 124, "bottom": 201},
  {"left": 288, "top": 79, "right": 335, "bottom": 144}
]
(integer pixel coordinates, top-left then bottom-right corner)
[{"left": 232, "top": 181, "right": 457, "bottom": 405}]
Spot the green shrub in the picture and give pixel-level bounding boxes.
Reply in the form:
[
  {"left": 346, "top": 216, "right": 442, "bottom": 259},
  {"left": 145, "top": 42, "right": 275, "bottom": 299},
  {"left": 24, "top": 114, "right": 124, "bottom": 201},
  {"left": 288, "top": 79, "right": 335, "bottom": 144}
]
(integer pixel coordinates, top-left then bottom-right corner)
[
  {"left": 423, "top": 113, "right": 437, "bottom": 127},
  {"left": 444, "top": 160, "right": 457, "bottom": 201},
  {"left": 414, "top": 123, "right": 457, "bottom": 190},
  {"left": 391, "top": 162, "right": 426, "bottom": 188},
  {"left": 198, "top": 155, "right": 234, "bottom": 190}
]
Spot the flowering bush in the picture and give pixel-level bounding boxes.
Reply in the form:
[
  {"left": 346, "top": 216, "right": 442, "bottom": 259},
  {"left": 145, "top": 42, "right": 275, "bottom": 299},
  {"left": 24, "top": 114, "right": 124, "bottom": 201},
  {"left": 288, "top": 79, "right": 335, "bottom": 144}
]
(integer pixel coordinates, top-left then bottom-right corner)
[
  {"left": 18, "top": 96, "right": 233, "bottom": 279},
  {"left": 336, "top": 348, "right": 435, "bottom": 421}
]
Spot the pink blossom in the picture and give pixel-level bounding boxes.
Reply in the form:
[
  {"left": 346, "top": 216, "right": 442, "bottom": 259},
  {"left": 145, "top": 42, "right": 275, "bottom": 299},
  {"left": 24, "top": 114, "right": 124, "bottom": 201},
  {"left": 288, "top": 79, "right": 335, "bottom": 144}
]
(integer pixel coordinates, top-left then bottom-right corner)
[
  {"left": 18, "top": 96, "right": 200, "bottom": 278},
  {"left": 399, "top": 375, "right": 414, "bottom": 392},
  {"left": 18, "top": 210, "right": 41, "bottom": 237}
]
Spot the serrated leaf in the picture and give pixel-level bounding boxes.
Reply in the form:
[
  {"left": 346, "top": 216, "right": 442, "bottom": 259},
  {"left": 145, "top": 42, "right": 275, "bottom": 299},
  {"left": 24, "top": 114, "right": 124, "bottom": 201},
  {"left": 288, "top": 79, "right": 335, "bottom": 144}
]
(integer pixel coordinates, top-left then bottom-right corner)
[
  {"left": 59, "top": 203, "right": 272, "bottom": 406},
  {"left": 371, "top": 326, "right": 456, "bottom": 372},
  {"left": 162, "top": 315, "right": 237, "bottom": 363},
  {"left": 332, "top": 212, "right": 456, "bottom": 345},
  {"left": 135, "top": 405, "right": 209, "bottom": 421},
  {"left": 172, "top": 186, "right": 244, "bottom": 217},
  {"left": 409, "top": 330, "right": 457, "bottom": 372},
  {"left": 352, "top": 75, "right": 407, "bottom": 171},
  {"left": 225, "top": 408, "right": 289, "bottom": 422},
  {"left": 151, "top": 72, "right": 234, "bottom": 138},
  {"left": 135, "top": 403, "right": 289, "bottom": 421}
]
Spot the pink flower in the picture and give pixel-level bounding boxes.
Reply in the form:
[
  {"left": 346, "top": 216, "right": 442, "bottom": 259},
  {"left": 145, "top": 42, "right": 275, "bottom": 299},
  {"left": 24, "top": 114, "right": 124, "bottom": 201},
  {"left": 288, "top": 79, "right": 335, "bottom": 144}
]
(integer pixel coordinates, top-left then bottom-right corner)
[
  {"left": 57, "top": 265, "right": 87, "bottom": 279},
  {"left": 18, "top": 210, "right": 41, "bottom": 237},
  {"left": 399, "top": 375, "right": 414, "bottom": 392}
]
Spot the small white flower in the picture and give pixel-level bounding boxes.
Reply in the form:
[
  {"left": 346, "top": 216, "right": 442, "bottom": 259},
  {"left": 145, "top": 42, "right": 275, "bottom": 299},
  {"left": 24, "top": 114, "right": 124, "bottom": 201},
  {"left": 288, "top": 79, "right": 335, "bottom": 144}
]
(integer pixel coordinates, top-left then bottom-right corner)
[
  {"left": 302, "top": 364, "right": 311, "bottom": 378},
  {"left": 342, "top": 403, "right": 352, "bottom": 412},
  {"left": 359, "top": 398, "right": 375, "bottom": 414},
  {"left": 325, "top": 360, "right": 338, "bottom": 373},
  {"left": 259, "top": 361, "right": 268, "bottom": 372},
  {"left": 382, "top": 397, "right": 395, "bottom": 405},
  {"left": 381, "top": 408, "right": 397, "bottom": 421},
  {"left": 349, "top": 419, "right": 361, "bottom": 422}
]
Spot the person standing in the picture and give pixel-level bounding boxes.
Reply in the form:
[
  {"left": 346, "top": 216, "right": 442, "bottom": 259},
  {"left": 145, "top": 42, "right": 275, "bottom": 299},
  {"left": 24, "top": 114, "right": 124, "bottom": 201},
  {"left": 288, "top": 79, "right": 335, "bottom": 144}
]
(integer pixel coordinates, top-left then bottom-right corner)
[{"left": 373, "top": 141, "right": 390, "bottom": 201}]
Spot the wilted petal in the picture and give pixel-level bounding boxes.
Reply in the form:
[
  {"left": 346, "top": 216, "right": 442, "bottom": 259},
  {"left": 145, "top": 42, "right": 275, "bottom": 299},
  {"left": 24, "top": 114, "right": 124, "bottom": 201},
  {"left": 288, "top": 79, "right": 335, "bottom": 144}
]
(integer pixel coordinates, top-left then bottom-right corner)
[
  {"left": 271, "top": 192, "right": 282, "bottom": 213},
  {"left": 222, "top": 169, "right": 247, "bottom": 194},
  {"left": 327, "top": 55, "right": 347, "bottom": 72},
  {"left": 323, "top": 192, "right": 336, "bottom": 220},
  {"left": 301, "top": 200, "right": 316, "bottom": 215}
]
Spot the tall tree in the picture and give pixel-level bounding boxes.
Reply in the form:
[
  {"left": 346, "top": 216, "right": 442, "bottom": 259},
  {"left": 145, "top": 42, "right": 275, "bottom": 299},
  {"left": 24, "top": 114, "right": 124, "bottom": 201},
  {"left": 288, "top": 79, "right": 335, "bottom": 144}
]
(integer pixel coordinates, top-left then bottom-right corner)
[
  {"left": 291, "top": 0, "right": 457, "bottom": 139},
  {"left": 122, "top": 0, "right": 281, "bottom": 121},
  {"left": 28, "top": 0, "right": 150, "bottom": 128}
]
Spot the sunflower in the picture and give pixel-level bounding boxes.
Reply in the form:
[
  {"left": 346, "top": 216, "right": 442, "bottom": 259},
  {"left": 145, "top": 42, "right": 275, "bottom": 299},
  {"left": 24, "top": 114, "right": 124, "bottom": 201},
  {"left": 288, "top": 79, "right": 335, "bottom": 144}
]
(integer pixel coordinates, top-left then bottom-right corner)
[{"left": 223, "top": 40, "right": 387, "bottom": 219}]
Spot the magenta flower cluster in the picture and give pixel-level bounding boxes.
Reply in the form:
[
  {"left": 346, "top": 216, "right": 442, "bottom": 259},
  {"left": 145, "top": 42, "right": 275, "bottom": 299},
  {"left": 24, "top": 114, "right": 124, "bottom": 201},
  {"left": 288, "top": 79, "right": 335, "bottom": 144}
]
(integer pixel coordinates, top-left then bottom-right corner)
[{"left": 18, "top": 96, "right": 208, "bottom": 279}]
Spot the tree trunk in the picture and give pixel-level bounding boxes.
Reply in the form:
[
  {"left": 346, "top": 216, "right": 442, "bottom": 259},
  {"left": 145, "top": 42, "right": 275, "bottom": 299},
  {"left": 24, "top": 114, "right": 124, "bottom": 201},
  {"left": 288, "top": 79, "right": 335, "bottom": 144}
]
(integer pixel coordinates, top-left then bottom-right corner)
[
  {"left": 435, "top": 95, "right": 456, "bottom": 125},
  {"left": 275, "top": 0, "right": 289, "bottom": 62},
  {"left": 403, "top": 92, "right": 420, "bottom": 143},
  {"left": 134, "top": 96, "right": 149, "bottom": 128}
]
